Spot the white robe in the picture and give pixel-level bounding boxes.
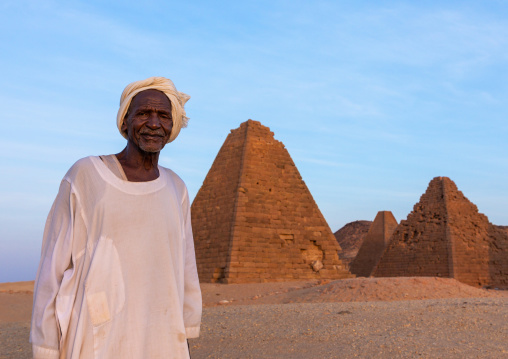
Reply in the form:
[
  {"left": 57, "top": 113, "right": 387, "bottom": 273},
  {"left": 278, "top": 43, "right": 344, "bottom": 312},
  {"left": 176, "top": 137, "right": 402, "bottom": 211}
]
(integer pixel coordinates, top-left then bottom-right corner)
[{"left": 30, "top": 156, "right": 202, "bottom": 359}]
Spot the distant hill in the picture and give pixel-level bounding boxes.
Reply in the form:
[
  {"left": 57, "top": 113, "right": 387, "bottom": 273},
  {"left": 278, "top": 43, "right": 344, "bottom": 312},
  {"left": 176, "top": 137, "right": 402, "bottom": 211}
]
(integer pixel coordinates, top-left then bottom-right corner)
[{"left": 334, "top": 220, "right": 372, "bottom": 267}]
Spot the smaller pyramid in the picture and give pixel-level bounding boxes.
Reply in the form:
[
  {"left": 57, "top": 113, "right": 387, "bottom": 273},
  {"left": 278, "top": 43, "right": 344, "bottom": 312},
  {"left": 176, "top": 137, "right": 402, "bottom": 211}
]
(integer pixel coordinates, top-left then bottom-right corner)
[
  {"left": 349, "top": 211, "right": 398, "bottom": 277},
  {"left": 373, "top": 177, "right": 508, "bottom": 288},
  {"left": 191, "top": 120, "right": 353, "bottom": 283}
]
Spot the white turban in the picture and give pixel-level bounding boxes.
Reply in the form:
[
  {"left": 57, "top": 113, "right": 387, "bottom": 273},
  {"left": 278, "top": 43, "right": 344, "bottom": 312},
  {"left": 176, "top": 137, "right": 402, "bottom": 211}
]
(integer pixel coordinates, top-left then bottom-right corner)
[{"left": 117, "top": 76, "right": 190, "bottom": 143}]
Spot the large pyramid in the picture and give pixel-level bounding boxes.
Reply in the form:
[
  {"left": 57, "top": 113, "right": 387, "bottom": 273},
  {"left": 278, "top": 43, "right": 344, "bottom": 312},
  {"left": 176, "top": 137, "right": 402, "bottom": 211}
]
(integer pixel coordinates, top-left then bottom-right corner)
[
  {"left": 373, "top": 177, "right": 508, "bottom": 288},
  {"left": 349, "top": 211, "right": 398, "bottom": 277},
  {"left": 191, "top": 120, "right": 353, "bottom": 283}
]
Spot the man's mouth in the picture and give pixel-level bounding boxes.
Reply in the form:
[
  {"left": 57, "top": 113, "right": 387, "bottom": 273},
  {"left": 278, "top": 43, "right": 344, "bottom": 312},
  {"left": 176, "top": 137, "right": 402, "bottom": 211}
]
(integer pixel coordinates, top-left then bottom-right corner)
[{"left": 141, "top": 132, "right": 164, "bottom": 139}]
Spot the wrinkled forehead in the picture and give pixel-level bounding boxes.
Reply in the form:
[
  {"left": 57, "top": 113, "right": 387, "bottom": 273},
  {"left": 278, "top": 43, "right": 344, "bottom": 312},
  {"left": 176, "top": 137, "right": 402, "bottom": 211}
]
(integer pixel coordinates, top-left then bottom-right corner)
[{"left": 130, "top": 89, "right": 172, "bottom": 108}]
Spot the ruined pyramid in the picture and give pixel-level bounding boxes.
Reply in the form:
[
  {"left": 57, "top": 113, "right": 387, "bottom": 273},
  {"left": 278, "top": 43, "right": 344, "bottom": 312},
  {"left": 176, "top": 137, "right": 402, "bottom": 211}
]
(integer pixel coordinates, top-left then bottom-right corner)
[
  {"left": 191, "top": 120, "right": 353, "bottom": 283},
  {"left": 373, "top": 177, "right": 508, "bottom": 288},
  {"left": 349, "top": 211, "right": 398, "bottom": 277}
]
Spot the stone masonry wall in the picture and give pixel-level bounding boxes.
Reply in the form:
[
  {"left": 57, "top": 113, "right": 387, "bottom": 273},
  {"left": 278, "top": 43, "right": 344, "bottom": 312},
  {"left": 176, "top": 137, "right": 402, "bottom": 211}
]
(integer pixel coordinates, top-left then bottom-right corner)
[
  {"left": 373, "top": 178, "right": 451, "bottom": 278},
  {"left": 444, "top": 179, "right": 508, "bottom": 287},
  {"left": 191, "top": 127, "right": 245, "bottom": 282},
  {"left": 487, "top": 226, "right": 508, "bottom": 288}
]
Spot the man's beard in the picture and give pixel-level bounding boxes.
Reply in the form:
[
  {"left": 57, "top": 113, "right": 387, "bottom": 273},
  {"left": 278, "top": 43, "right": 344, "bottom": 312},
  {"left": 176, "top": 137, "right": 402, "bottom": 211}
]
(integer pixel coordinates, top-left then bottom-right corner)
[
  {"left": 139, "top": 142, "right": 164, "bottom": 153},
  {"left": 138, "top": 128, "right": 166, "bottom": 153},
  {"left": 136, "top": 129, "right": 166, "bottom": 170}
]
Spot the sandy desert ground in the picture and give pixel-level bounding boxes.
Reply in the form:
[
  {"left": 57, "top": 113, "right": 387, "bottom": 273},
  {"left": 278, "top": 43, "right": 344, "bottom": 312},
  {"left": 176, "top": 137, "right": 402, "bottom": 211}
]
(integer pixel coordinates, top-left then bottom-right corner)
[{"left": 1, "top": 278, "right": 507, "bottom": 358}]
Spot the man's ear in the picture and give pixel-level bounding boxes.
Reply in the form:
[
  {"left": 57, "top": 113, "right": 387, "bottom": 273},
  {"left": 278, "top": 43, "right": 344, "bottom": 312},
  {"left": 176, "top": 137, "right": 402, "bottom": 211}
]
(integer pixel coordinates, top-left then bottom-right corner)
[{"left": 121, "top": 116, "right": 129, "bottom": 134}]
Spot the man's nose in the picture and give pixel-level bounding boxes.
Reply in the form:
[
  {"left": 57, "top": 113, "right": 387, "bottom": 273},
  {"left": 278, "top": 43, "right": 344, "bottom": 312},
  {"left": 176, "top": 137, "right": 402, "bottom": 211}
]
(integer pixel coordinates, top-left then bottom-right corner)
[{"left": 146, "top": 112, "right": 162, "bottom": 128}]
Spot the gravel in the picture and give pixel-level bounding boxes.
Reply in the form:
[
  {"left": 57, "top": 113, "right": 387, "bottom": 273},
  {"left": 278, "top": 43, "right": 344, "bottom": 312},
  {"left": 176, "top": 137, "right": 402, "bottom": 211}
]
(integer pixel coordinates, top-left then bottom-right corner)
[{"left": 191, "top": 298, "right": 508, "bottom": 358}]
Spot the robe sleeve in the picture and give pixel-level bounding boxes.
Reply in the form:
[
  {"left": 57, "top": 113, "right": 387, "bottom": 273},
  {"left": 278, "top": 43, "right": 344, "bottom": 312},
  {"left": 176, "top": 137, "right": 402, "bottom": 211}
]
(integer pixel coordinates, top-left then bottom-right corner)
[
  {"left": 181, "top": 187, "right": 202, "bottom": 338},
  {"left": 30, "top": 179, "right": 75, "bottom": 359}
]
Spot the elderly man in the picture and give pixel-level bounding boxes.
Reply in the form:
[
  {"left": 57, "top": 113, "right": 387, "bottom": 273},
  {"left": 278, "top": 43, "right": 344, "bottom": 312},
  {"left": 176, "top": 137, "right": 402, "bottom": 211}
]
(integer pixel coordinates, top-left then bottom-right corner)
[{"left": 30, "top": 77, "right": 202, "bottom": 359}]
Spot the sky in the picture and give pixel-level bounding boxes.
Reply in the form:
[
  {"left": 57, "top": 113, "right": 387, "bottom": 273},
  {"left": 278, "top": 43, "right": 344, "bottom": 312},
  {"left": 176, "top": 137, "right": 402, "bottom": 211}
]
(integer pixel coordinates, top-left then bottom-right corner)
[{"left": 1, "top": 0, "right": 507, "bottom": 282}]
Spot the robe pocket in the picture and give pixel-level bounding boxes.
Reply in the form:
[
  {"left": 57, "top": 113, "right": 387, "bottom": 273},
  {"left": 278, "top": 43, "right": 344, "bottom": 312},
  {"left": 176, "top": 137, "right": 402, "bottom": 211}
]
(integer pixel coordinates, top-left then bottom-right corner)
[
  {"left": 86, "top": 292, "right": 111, "bottom": 326},
  {"left": 85, "top": 236, "right": 125, "bottom": 327}
]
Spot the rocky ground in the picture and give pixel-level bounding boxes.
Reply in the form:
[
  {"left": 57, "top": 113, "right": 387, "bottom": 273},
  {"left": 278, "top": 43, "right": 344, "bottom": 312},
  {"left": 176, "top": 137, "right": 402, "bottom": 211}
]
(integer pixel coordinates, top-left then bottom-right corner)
[{"left": 1, "top": 278, "right": 507, "bottom": 358}]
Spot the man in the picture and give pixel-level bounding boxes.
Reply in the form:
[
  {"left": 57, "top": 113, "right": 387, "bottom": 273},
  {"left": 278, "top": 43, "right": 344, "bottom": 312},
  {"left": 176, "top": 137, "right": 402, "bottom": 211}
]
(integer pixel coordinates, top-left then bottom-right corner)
[{"left": 30, "top": 77, "right": 202, "bottom": 359}]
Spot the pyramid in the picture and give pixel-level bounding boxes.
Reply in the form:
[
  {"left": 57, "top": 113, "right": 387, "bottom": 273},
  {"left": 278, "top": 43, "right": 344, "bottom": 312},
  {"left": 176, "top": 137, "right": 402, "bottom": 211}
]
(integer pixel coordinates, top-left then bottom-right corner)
[
  {"left": 373, "top": 177, "right": 508, "bottom": 288},
  {"left": 349, "top": 211, "right": 398, "bottom": 277},
  {"left": 191, "top": 120, "right": 353, "bottom": 283}
]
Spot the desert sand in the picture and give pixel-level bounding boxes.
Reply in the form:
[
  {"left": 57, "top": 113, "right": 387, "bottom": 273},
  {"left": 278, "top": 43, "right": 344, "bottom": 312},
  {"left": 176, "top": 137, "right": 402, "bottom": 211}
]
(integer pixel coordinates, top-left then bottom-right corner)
[{"left": 1, "top": 278, "right": 507, "bottom": 358}]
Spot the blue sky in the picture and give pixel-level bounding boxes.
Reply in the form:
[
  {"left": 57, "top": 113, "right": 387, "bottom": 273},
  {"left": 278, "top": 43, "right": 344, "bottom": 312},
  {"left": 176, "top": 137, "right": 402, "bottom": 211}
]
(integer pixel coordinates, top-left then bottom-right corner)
[{"left": 1, "top": 0, "right": 507, "bottom": 282}]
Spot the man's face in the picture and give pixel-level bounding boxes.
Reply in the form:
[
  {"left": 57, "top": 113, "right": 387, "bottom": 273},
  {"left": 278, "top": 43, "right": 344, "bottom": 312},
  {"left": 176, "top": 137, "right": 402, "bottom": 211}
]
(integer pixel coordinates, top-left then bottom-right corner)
[{"left": 122, "top": 89, "right": 173, "bottom": 153}]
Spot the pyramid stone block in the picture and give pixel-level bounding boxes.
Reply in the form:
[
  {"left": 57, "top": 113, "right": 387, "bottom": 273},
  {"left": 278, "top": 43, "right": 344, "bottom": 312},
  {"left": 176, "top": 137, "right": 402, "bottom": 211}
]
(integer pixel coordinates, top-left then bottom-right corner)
[
  {"left": 349, "top": 211, "right": 398, "bottom": 277},
  {"left": 373, "top": 177, "right": 508, "bottom": 288},
  {"left": 191, "top": 120, "right": 353, "bottom": 283}
]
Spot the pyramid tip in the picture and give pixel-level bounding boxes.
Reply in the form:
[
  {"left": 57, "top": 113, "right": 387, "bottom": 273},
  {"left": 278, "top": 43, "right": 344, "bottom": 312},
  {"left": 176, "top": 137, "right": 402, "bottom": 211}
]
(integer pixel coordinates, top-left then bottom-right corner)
[
  {"left": 241, "top": 119, "right": 265, "bottom": 129},
  {"left": 430, "top": 176, "right": 453, "bottom": 183},
  {"left": 433, "top": 176, "right": 451, "bottom": 181}
]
